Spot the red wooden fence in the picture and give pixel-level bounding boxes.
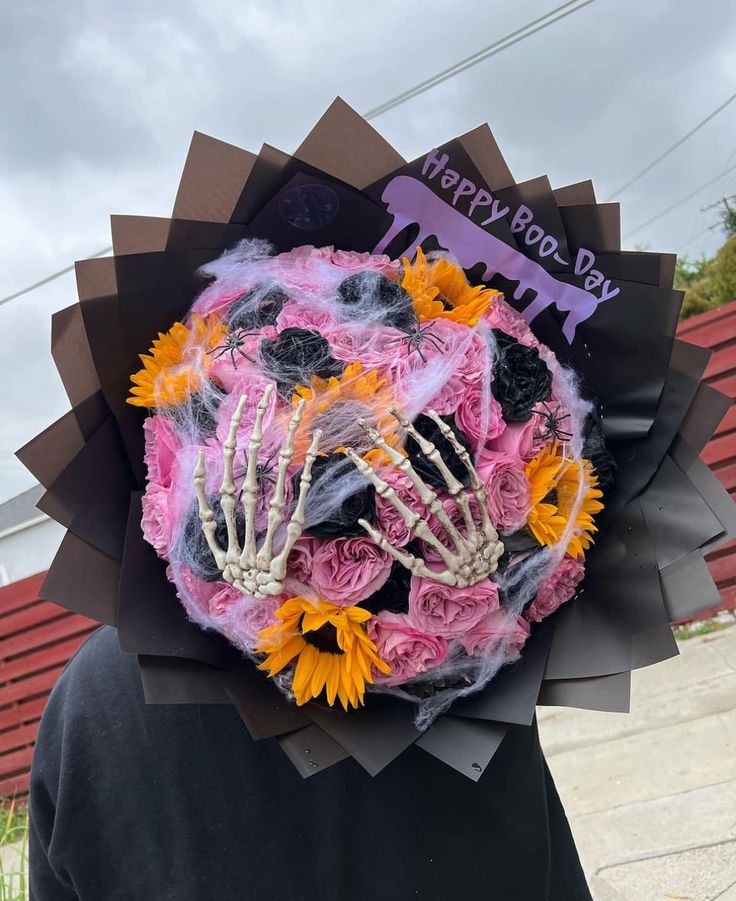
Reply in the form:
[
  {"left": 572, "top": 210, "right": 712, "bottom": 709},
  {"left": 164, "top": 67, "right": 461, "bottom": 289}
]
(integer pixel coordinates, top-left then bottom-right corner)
[
  {"left": 0, "top": 572, "right": 95, "bottom": 798},
  {"left": 678, "top": 299, "right": 736, "bottom": 618}
]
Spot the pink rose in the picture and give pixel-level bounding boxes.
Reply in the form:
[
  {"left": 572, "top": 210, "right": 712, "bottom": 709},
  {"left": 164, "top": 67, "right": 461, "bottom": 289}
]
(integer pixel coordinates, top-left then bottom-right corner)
[
  {"left": 425, "top": 376, "right": 466, "bottom": 416},
  {"left": 276, "top": 301, "right": 337, "bottom": 333},
  {"left": 454, "top": 381, "right": 506, "bottom": 450},
  {"left": 230, "top": 596, "right": 281, "bottom": 647},
  {"left": 328, "top": 249, "right": 399, "bottom": 277},
  {"left": 483, "top": 417, "right": 537, "bottom": 463},
  {"left": 435, "top": 321, "right": 487, "bottom": 388},
  {"left": 389, "top": 319, "right": 488, "bottom": 415},
  {"left": 486, "top": 299, "right": 540, "bottom": 348},
  {"left": 374, "top": 468, "right": 423, "bottom": 547},
  {"left": 207, "top": 583, "right": 243, "bottom": 617},
  {"left": 525, "top": 556, "right": 585, "bottom": 623},
  {"left": 476, "top": 452, "right": 531, "bottom": 533},
  {"left": 171, "top": 563, "right": 220, "bottom": 620},
  {"left": 462, "top": 609, "right": 530, "bottom": 656},
  {"left": 143, "top": 416, "right": 182, "bottom": 489},
  {"left": 284, "top": 536, "right": 317, "bottom": 595},
  {"left": 141, "top": 484, "right": 175, "bottom": 559},
  {"left": 367, "top": 612, "right": 448, "bottom": 685},
  {"left": 215, "top": 372, "right": 284, "bottom": 460},
  {"left": 324, "top": 323, "right": 383, "bottom": 364},
  {"left": 409, "top": 575, "right": 500, "bottom": 638},
  {"left": 310, "top": 536, "right": 392, "bottom": 604},
  {"left": 422, "top": 498, "right": 469, "bottom": 564},
  {"left": 193, "top": 288, "right": 254, "bottom": 319}
]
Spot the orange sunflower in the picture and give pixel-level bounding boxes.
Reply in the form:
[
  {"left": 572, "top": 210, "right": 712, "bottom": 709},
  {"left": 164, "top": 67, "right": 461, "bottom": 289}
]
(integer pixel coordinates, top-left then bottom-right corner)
[
  {"left": 256, "top": 597, "right": 391, "bottom": 710},
  {"left": 291, "top": 361, "right": 402, "bottom": 461},
  {"left": 128, "top": 314, "right": 226, "bottom": 408},
  {"left": 401, "top": 247, "right": 500, "bottom": 326},
  {"left": 525, "top": 443, "right": 604, "bottom": 558}
]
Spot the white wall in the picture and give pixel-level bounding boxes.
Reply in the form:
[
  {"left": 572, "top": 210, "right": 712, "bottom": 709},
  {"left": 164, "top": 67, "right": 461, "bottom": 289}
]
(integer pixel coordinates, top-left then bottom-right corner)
[{"left": 0, "top": 518, "right": 65, "bottom": 585}]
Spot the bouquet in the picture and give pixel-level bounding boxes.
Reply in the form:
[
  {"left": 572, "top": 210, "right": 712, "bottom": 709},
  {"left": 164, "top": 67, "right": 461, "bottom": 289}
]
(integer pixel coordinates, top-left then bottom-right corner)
[{"left": 20, "top": 99, "right": 736, "bottom": 779}]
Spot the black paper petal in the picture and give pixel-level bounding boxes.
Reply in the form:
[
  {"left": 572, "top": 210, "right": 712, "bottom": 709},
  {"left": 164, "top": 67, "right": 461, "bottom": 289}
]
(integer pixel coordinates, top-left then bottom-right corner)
[
  {"left": 259, "top": 327, "right": 343, "bottom": 396},
  {"left": 337, "top": 271, "right": 417, "bottom": 330},
  {"left": 363, "top": 560, "right": 412, "bottom": 615},
  {"left": 180, "top": 500, "right": 245, "bottom": 583},
  {"left": 228, "top": 284, "right": 288, "bottom": 331},
  {"left": 405, "top": 414, "right": 473, "bottom": 490},
  {"left": 492, "top": 330, "right": 552, "bottom": 422},
  {"left": 298, "top": 454, "right": 375, "bottom": 538},
  {"left": 582, "top": 408, "right": 618, "bottom": 491}
]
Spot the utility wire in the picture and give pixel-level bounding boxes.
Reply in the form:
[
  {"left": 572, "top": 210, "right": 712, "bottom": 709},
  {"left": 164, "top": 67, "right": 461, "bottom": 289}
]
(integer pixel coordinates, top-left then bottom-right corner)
[
  {"left": 0, "top": 246, "right": 112, "bottom": 309},
  {"left": 605, "top": 90, "right": 736, "bottom": 201},
  {"left": 0, "top": 0, "right": 597, "bottom": 310},
  {"left": 623, "top": 160, "right": 736, "bottom": 241},
  {"left": 364, "top": 0, "right": 594, "bottom": 119},
  {"left": 678, "top": 223, "right": 718, "bottom": 254}
]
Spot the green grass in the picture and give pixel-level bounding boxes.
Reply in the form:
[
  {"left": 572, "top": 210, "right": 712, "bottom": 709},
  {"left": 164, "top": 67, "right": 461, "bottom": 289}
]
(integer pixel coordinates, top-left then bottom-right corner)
[
  {"left": 0, "top": 801, "right": 28, "bottom": 901},
  {"left": 673, "top": 616, "right": 735, "bottom": 642}
]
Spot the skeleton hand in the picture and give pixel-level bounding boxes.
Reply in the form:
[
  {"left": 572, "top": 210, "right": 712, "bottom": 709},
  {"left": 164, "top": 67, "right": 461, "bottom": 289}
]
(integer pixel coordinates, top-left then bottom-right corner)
[
  {"left": 193, "top": 385, "right": 321, "bottom": 598},
  {"left": 344, "top": 409, "right": 504, "bottom": 588}
]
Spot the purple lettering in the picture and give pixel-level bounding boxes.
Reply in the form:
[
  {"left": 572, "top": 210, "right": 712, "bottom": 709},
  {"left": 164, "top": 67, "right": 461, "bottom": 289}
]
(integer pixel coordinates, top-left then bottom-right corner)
[
  {"left": 510, "top": 204, "right": 533, "bottom": 234},
  {"left": 422, "top": 149, "right": 449, "bottom": 180},
  {"left": 441, "top": 170, "right": 460, "bottom": 190},
  {"left": 525, "top": 225, "right": 544, "bottom": 246},
  {"left": 452, "top": 177, "right": 477, "bottom": 207},
  {"left": 468, "top": 188, "right": 493, "bottom": 218},
  {"left": 574, "top": 248, "right": 596, "bottom": 276},
  {"left": 480, "top": 200, "right": 510, "bottom": 226}
]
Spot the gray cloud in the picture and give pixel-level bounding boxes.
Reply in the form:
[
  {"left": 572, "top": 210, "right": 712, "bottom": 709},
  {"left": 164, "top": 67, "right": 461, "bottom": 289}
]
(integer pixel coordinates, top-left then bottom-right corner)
[{"left": 1, "top": 0, "right": 735, "bottom": 501}]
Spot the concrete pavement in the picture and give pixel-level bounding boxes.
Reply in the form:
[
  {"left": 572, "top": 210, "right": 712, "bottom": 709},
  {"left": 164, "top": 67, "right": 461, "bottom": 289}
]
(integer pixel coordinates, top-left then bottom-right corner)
[{"left": 538, "top": 624, "right": 736, "bottom": 901}]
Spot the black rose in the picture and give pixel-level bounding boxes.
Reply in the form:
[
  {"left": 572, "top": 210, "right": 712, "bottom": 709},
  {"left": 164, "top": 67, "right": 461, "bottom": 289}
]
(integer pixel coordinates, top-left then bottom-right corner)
[
  {"left": 259, "top": 327, "right": 343, "bottom": 396},
  {"left": 491, "top": 330, "right": 552, "bottom": 421},
  {"left": 228, "top": 284, "right": 288, "bottom": 331},
  {"left": 582, "top": 408, "right": 617, "bottom": 491},
  {"left": 297, "top": 454, "right": 375, "bottom": 538},
  {"left": 496, "top": 530, "right": 543, "bottom": 576},
  {"left": 181, "top": 500, "right": 245, "bottom": 583},
  {"left": 405, "top": 413, "right": 473, "bottom": 490},
  {"left": 362, "top": 559, "right": 412, "bottom": 615},
  {"left": 171, "top": 384, "right": 226, "bottom": 441},
  {"left": 337, "top": 271, "right": 417, "bottom": 331}
]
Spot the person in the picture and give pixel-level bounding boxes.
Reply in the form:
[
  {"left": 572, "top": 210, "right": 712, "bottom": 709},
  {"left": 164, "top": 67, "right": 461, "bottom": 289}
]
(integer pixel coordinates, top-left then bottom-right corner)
[{"left": 29, "top": 626, "right": 592, "bottom": 900}]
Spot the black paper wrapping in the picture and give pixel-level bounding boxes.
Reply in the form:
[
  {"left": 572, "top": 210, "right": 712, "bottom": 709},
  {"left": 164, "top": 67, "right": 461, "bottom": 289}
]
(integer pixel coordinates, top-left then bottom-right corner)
[{"left": 17, "top": 98, "right": 735, "bottom": 780}]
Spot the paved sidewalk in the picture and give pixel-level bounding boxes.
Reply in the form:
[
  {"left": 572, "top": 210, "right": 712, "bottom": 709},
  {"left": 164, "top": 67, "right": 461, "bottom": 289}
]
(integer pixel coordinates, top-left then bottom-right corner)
[{"left": 538, "top": 625, "right": 736, "bottom": 901}]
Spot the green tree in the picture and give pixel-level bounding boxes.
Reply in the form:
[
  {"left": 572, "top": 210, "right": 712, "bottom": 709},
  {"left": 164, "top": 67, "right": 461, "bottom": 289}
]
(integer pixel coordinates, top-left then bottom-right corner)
[
  {"left": 717, "top": 197, "right": 736, "bottom": 238},
  {"left": 678, "top": 235, "right": 736, "bottom": 319}
]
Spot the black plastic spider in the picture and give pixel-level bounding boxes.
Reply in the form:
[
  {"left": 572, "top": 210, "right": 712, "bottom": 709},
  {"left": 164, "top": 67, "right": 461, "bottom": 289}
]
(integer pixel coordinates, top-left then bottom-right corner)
[
  {"left": 254, "top": 450, "right": 280, "bottom": 510},
  {"left": 234, "top": 450, "right": 280, "bottom": 511},
  {"left": 532, "top": 402, "right": 572, "bottom": 445},
  {"left": 208, "top": 329, "right": 258, "bottom": 368},
  {"left": 388, "top": 324, "right": 447, "bottom": 362}
]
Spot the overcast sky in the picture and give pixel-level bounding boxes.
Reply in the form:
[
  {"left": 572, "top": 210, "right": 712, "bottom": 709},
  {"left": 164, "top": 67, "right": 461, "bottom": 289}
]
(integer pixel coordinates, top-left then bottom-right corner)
[{"left": 1, "top": 0, "right": 735, "bottom": 505}]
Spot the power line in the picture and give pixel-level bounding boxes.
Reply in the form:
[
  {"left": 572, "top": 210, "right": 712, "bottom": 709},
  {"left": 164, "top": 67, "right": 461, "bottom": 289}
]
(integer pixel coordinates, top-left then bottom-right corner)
[
  {"left": 678, "top": 223, "right": 718, "bottom": 254},
  {"left": 623, "top": 159, "right": 736, "bottom": 241},
  {"left": 364, "top": 0, "right": 595, "bottom": 120},
  {"left": 0, "top": 245, "right": 112, "bottom": 309},
  {"left": 605, "top": 90, "right": 736, "bottom": 201},
  {"left": 0, "top": 0, "right": 597, "bottom": 311}
]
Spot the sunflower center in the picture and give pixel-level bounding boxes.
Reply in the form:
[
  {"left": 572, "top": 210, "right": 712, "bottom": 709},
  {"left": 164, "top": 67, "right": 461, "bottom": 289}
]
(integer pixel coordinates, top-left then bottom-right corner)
[{"left": 301, "top": 618, "right": 343, "bottom": 654}]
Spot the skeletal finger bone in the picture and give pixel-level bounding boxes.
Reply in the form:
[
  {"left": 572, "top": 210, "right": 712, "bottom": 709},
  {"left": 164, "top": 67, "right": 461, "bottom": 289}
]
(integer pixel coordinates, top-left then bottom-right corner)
[
  {"left": 193, "top": 387, "right": 321, "bottom": 599},
  {"left": 350, "top": 409, "right": 504, "bottom": 588}
]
